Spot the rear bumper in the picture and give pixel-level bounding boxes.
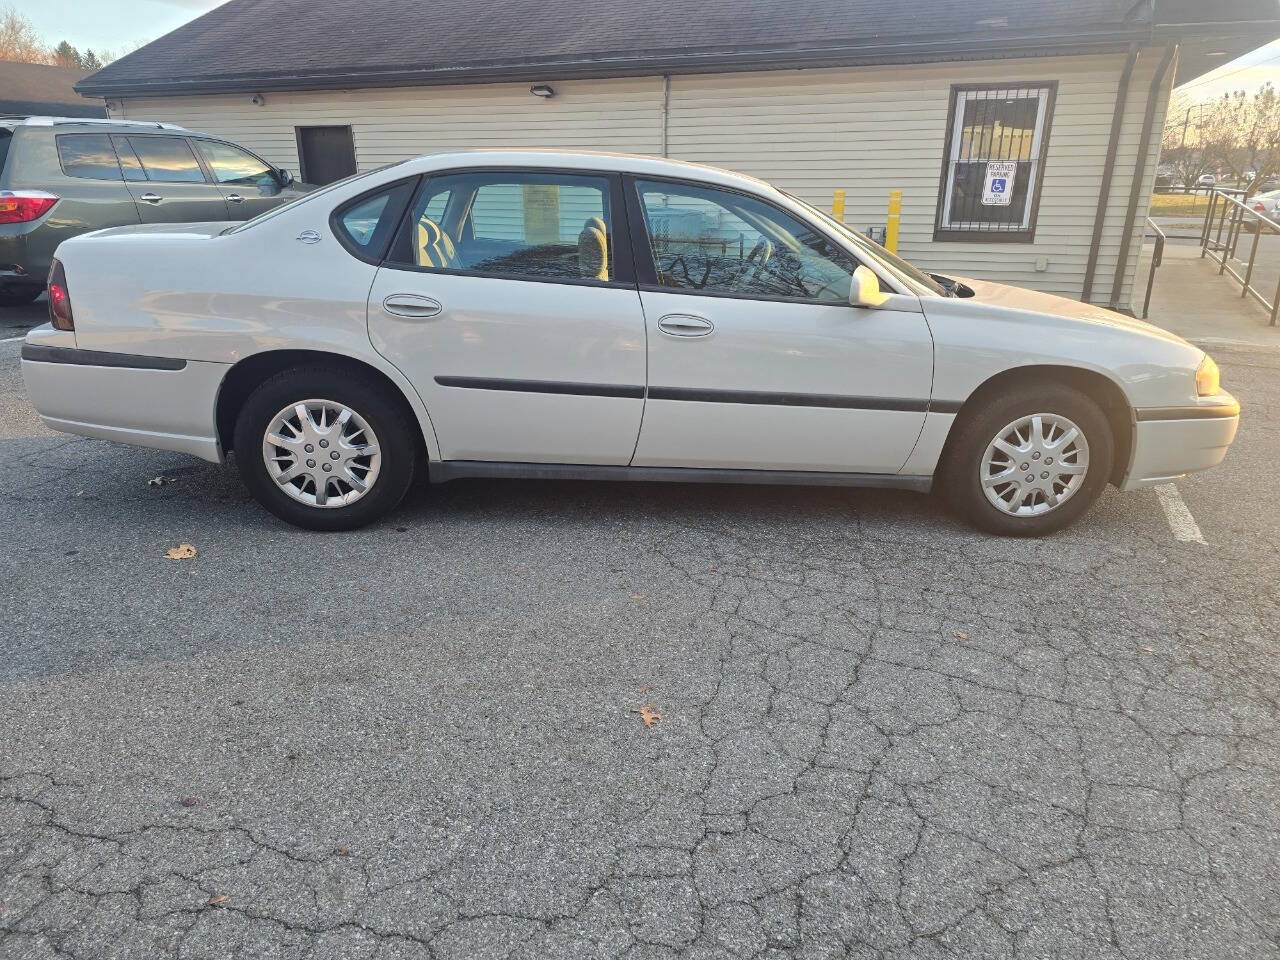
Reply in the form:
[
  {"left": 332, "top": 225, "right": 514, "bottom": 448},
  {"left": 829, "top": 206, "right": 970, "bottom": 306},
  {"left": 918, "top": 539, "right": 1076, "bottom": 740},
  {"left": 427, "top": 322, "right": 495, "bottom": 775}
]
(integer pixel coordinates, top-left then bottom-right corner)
[
  {"left": 1121, "top": 397, "right": 1240, "bottom": 490},
  {"left": 20, "top": 332, "right": 228, "bottom": 463},
  {"left": 0, "top": 225, "right": 48, "bottom": 290}
]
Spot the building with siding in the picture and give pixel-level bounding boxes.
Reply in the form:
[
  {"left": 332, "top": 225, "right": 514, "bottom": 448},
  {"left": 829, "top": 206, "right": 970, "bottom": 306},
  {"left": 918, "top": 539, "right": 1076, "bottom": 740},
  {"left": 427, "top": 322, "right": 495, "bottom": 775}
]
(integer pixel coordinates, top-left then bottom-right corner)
[{"left": 76, "top": 0, "right": 1277, "bottom": 308}]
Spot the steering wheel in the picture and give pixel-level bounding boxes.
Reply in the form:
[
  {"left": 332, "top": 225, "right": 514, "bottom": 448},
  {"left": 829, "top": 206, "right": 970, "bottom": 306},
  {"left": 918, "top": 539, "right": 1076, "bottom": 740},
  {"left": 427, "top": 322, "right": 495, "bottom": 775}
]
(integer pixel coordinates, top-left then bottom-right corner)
[{"left": 741, "top": 238, "right": 774, "bottom": 288}]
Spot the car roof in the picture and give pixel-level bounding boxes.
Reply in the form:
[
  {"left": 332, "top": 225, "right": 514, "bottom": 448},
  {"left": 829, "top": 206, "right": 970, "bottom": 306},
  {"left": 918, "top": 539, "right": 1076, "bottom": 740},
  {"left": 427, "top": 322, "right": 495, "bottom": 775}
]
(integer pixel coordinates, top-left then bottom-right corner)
[
  {"left": 402, "top": 149, "right": 776, "bottom": 193},
  {"left": 1, "top": 116, "right": 197, "bottom": 134}
]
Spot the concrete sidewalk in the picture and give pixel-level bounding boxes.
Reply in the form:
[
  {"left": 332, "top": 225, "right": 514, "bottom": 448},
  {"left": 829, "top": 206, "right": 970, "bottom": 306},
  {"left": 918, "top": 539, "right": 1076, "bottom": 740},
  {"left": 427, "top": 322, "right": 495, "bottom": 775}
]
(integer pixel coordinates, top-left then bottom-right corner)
[{"left": 1138, "top": 240, "right": 1280, "bottom": 347}]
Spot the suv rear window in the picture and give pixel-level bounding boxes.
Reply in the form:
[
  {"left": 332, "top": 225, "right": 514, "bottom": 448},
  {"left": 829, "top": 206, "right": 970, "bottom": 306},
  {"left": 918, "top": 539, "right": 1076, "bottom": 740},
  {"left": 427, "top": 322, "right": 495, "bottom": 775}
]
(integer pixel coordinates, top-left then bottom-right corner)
[{"left": 56, "top": 134, "right": 123, "bottom": 180}]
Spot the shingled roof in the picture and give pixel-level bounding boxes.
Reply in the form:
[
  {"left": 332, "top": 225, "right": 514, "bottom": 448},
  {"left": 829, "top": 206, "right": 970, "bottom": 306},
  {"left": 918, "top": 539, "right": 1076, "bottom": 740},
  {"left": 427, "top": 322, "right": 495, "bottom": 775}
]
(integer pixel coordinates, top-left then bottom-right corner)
[
  {"left": 0, "top": 62, "right": 106, "bottom": 118},
  {"left": 77, "top": 0, "right": 1280, "bottom": 97}
]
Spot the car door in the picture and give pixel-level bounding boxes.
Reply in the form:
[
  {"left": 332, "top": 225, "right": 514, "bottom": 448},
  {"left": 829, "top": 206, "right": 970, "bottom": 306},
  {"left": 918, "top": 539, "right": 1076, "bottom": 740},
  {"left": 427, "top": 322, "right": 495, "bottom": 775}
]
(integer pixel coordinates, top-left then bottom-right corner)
[
  {"left": 627, "top": 177, "right": 934, "bottom": 474},
  {"left": 114, "top": 135, "right": 230, "bottom": 223},
  {"left": 193, "top": 138, "right": 287, "bottom": 219},
  {"left": 364, "top": 168, "right": 647, "bottom": 464}
]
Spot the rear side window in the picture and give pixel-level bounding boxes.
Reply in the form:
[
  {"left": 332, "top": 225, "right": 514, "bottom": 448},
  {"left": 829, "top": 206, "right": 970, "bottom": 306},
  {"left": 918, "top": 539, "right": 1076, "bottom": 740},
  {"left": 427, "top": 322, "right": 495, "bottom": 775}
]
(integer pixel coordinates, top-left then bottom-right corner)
[
  {"left": 124, "top": 136, "right": 205, "bottom": 183},
  {"left": 0, "top": 130, "right": 12, "bottom": 178},
  {"left": 56, "top": 134, "right": 123, "bottom": 180},
  {"left": 332, "top": 178, "right": 417, "bottom": 262}
]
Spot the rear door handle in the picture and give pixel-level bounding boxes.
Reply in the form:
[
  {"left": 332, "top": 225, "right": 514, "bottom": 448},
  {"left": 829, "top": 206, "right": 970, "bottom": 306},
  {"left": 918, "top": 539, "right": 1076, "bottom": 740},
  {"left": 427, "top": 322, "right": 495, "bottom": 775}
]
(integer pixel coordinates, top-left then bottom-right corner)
[
  {"left": 657, "top": 314, "right": 714, "bottom": 338},
  {"left": 383, "top": 294, "right": 443, "bottom": 319},
  {"left": 226, "top": 194, "right": 245, "bottom": 204},
  {"left": 139, "top": 193, "right": 162, "bottom": 204}
]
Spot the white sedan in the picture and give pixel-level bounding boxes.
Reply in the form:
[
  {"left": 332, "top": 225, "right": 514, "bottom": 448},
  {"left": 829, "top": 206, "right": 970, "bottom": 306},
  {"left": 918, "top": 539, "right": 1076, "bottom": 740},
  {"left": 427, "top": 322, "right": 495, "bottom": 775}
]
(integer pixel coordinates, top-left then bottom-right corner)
[{"left": 21, "top": 151, "right": 1239, "bottom": 535}]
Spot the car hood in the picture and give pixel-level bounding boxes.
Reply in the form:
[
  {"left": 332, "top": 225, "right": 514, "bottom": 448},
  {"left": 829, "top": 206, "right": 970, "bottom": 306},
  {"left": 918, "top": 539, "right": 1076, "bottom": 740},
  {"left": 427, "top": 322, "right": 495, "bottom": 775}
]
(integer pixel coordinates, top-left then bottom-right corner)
[{"left": 951, "top": 276, "right": 1195, "bottom": 348}]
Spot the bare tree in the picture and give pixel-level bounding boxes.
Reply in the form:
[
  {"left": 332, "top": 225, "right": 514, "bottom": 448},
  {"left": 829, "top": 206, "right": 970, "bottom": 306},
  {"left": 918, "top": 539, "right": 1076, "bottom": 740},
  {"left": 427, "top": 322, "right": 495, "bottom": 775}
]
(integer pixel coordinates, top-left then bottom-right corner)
[{"left": 0, "top": 4, "right": 52, "bottom": 63}]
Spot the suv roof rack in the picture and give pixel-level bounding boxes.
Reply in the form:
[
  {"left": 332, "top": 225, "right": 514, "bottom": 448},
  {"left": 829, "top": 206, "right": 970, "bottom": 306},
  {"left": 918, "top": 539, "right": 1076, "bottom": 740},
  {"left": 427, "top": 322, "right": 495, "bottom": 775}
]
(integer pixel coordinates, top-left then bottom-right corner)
[{"left": 18, "top": 117, "right": 189, "bottom": 131}]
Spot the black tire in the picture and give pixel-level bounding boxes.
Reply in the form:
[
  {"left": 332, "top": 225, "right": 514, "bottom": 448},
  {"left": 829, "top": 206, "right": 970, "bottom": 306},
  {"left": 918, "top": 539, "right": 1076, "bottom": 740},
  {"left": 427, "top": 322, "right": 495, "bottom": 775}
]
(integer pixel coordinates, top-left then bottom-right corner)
[
  {"left": 233, "top": 365, "right": 417, "bottom": 531},
  {"left": 938, "top": 383, "right": 1114, "bottom": 537},
  {"left": 0, "top": 285, "right": 43, "bottom": 307}
]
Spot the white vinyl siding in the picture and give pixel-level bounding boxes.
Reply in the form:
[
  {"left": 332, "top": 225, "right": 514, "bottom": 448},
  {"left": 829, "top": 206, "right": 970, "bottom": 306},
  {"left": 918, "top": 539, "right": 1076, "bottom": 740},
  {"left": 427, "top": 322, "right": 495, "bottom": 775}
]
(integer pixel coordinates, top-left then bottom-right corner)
[{"left": 112, "top": 50, "right": 1170, "bottom": 307}]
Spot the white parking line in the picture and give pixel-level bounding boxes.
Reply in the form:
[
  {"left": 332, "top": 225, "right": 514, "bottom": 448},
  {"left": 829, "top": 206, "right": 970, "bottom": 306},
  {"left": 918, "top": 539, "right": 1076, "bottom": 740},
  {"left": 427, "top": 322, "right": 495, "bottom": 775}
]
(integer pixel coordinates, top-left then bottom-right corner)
[
  {"left": 1154, "top": 483, "right": 1207, "bottom": 544},
  {"left": 1, "top": 336, "right": 25, "bottom": 343}
]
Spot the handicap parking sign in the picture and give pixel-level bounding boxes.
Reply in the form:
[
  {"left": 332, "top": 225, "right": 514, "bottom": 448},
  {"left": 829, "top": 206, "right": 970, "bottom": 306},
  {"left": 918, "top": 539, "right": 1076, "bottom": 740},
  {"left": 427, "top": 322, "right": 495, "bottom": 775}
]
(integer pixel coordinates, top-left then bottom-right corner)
[{"left": 982, "top": 161, "right": 1017, "bottom": 206}]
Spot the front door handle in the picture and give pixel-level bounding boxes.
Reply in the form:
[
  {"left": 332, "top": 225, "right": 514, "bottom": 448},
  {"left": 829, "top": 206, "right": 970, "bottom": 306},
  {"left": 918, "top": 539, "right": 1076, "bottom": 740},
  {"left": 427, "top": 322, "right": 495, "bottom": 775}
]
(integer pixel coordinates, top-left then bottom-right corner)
[
  {"left": 226, "top": 194, "right": 245, "bottom": 204},
  {"left": 383, "top": 294, "right": 443, "bottom": 319},
  {"left": 139, "top": 193, "right": 162, "bottom": 204},
  {"left": 657, "top": 314, "right": 714, "bottom": 338}
]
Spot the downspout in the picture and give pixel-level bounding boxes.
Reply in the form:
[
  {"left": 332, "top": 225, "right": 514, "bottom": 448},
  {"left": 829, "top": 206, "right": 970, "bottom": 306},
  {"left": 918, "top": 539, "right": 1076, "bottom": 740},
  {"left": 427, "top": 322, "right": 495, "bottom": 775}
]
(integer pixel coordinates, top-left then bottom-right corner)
[
  {"left": 661, "top": 74, "right": 670, "bottom": 158},
  {"left": 1081, "top": 43, "right": 1138, "bottom": 303},
  {"left": 1108, "top": 42, "right": 1177, "bottom": 310}
]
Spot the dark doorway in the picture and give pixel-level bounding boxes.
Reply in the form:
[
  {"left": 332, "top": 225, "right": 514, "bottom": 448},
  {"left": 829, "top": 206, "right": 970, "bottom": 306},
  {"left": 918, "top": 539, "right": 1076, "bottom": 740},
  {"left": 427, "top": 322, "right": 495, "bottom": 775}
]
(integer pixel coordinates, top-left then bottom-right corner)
[{"left": 295, "top": 125, "right": 357, "bottom": 185}]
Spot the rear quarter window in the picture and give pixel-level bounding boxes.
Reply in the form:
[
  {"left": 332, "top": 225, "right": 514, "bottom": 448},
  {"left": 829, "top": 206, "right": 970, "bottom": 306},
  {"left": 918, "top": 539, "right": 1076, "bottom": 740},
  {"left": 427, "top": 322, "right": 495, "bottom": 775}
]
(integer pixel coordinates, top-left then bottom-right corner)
[{"left": 56, "top": 134, "right": 123, "bottom": 180}]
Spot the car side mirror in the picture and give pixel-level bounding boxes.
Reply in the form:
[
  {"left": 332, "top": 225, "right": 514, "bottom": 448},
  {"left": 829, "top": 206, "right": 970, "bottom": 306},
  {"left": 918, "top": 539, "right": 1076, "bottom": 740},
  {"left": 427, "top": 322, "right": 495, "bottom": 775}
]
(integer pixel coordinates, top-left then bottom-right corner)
[
  {"left": 277, "top": 168, "right": 295, "bottom": 187},
  {"left": 849, "top": 264, "right": 891, "bottom": 308}
]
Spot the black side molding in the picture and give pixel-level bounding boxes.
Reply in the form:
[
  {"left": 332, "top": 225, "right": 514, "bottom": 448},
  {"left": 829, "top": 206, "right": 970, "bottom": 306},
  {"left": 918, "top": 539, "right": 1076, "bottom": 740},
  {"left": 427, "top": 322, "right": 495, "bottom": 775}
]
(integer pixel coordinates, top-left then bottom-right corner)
[
  {"left": 647, "top": 385, "right": 931, "bottom": 412},
  {"left": 21, "top": 343, "right": 187, "bottom": 371},
  {"left": 1135, "top": 402, "right": 1240, "bottom": 422},
  {"left": 435, "top": 376, "right": 643, "bottom": 399}
]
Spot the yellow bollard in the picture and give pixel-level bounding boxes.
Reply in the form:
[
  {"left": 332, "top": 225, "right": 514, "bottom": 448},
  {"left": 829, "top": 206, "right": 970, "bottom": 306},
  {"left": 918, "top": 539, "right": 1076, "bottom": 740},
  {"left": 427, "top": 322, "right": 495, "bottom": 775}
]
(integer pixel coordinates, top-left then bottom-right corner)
[
  {"left": 886, "top": 189, "right": 902, "bottom": 254},
  {"left": 832, "top": 189, "right": 846, "bottom": 222}
]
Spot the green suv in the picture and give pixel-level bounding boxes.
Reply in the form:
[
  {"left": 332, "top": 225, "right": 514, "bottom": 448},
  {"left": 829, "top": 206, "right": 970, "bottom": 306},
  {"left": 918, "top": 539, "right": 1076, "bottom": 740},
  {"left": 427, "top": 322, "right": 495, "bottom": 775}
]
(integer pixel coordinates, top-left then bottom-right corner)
[{"left": 0, "top": 117, "right": 311, "bottom": 306}]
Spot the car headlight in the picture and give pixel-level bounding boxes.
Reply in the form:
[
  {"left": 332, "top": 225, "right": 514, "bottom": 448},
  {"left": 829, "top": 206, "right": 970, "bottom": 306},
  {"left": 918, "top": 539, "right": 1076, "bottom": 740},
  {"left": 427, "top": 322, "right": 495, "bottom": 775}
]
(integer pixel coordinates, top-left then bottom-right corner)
[{"left": 1196, "top": 355, "right": 1221, "bottom": 397}]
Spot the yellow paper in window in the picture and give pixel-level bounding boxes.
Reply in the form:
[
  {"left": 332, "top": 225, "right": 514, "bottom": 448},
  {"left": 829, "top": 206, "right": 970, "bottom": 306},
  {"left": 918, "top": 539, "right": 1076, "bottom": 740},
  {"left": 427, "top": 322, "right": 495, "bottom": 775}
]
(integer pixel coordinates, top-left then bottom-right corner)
[{"left": 523, "top": 184, "right": 561, "bottom": 244}]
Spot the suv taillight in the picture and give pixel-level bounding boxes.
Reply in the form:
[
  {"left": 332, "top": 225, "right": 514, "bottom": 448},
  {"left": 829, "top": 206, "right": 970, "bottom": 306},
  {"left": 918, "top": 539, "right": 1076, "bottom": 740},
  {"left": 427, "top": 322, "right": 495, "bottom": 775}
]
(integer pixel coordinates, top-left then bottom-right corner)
[
  {"left": 48, "top": 259, "right": 73, "bottom": 330},
  {"left": 0, "top": 191, "right": 58, "bottom": 224}
]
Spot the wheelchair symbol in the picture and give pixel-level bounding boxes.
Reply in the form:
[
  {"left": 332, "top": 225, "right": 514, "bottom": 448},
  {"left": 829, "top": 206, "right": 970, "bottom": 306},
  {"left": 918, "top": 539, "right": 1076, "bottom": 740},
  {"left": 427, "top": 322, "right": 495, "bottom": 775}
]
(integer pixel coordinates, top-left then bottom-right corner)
[{"left": 990, "top": 178, "right": 1008, "bottom": 193}]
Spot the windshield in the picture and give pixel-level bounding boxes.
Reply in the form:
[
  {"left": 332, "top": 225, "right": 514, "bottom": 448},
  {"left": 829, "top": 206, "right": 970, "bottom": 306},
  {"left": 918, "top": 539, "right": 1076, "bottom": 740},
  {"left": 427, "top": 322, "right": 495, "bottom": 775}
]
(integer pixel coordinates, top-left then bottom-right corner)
[
  {"left": 786, "top": 193, "right": 947, "bottom": 297},
  {"left": 224, "top": 161, "right": 408, "bottom": 234}
]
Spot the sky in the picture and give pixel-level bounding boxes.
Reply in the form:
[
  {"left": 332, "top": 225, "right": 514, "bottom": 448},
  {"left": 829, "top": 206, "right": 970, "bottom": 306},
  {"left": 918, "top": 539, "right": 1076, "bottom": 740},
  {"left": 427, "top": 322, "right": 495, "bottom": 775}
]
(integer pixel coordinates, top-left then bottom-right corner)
[{"left": 12, "top": 0, "right": 227, "bottom": 56}]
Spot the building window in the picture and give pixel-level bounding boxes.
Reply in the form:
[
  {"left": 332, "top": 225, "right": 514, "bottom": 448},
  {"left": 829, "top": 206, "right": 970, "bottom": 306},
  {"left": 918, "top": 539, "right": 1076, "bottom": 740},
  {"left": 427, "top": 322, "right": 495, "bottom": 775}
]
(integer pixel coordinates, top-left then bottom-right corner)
[{"left": 934, "top": 83, "right": 1056, "bottom": 242}]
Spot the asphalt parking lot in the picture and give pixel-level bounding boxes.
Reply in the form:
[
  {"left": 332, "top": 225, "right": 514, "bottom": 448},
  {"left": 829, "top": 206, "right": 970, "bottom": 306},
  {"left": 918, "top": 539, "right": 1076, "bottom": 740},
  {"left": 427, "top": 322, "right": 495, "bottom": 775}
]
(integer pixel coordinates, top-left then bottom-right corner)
[{"left": 2, "top": 303, "right": 1279, "bottom": 958}]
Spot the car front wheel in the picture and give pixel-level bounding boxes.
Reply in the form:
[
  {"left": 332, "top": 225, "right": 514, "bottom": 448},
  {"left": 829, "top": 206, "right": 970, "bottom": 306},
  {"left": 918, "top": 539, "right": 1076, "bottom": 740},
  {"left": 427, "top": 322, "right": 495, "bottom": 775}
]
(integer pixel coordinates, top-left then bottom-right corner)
[
  {"left": 234, "top": 366, "right": 416, "bottom": 531},
  {"left": 939, "top": 384, "right": 1114, "bottom": 536}
]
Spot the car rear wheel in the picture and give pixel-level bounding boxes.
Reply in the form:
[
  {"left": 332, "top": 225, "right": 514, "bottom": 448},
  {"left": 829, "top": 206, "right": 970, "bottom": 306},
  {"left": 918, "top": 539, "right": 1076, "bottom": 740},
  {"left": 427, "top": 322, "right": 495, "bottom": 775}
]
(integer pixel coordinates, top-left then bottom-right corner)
[
  {"left": 234, "top": 366, "right": 416, "bottom": 531},
  {"left": 939, "top": 384, "right": 1114, "bottom": 536},
  {"left": 0, "top": 285, "right": 43, "bottom": 307}
]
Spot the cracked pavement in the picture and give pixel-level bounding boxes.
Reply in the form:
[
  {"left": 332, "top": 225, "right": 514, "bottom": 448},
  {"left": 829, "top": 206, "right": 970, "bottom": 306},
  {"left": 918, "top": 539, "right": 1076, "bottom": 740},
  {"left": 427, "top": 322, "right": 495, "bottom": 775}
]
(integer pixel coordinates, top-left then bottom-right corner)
[{"left": 1, "top": 325, "right": 1278, "bottom": 959}]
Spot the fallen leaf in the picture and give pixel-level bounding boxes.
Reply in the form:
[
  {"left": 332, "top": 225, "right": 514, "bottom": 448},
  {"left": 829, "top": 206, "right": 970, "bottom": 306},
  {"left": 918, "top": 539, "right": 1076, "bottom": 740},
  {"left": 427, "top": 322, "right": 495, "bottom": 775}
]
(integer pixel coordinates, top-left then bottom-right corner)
[
  {"left": 207, "top": 895, "right": 229, "bottom": 906},
  {"left": 335, "top": 844, "right": 349, "bottom": 856},
  {"left": 636, "top": 685, "right": 651, "bottom": 696},
  {"left": 631, "top": 594, "right": 645, "bottom": 602},
  {"left": 166, "top": 543, "right": 197, "bottom": 560},
  {"left": 148, "top": 475, "right": 176, "bottom": 487},
  {"left": 954, "top": 630, "right": 970, "bottom": 640},
  {"left": 632, "top": 705, "right": 661, "bottom": 728},
  {"left": 180, "top": 795, "right": 200, "bottom": 807}
]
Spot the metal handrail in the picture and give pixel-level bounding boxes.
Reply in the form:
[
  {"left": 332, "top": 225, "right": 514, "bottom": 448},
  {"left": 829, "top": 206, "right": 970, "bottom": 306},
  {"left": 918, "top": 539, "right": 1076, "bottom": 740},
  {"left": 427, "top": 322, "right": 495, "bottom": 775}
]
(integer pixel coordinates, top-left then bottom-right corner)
[
  {"left": 1142, "top": 217, "right": 1165, "bottom": 319},
  {"left": 1200, "top": 187, "right": 1280, "bottom": 325}
]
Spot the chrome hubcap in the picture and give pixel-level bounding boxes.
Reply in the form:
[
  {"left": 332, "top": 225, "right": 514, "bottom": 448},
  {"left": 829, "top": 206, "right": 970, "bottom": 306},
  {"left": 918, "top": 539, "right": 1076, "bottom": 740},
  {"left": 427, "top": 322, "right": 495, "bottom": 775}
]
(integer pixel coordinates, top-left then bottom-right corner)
[
  {"left": 262, "top": 400, "right": 381, "bottom": 508},
  {"left": 980, "top": 413, "right": 1089, "bottom": 517}
]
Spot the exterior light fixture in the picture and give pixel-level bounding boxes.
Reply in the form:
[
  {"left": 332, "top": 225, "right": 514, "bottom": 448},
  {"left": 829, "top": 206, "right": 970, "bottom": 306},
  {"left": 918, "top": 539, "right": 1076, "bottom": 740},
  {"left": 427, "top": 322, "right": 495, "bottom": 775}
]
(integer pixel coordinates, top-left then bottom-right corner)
[
  {"left": 529, "top": 84, "right": 555, "bottom": 99},
  {"left": 251, "top": 93, "right": 266, "bottom": 106}
]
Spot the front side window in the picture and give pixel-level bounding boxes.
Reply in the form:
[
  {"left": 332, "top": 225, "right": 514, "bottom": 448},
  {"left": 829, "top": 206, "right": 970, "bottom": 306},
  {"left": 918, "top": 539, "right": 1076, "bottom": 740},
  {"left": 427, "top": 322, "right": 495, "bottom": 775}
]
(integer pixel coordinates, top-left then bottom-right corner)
[
  {"left": 935, "top": 84, "right": 1056, "bottom": 240},
  {"left": 56, "top": 134, "right": 122, "bottom": 180},
  {"left": 196, "top": 140, "right": 278, "bottom": 188},
  {"left": 393, "top": 171, "right": 615, "bottom": 283},
  {"left": 635, "top": 180, "right": 855, "bottom": 302},
  {"left": 123, "top": 136, "right": 206, "bottom": 184}
]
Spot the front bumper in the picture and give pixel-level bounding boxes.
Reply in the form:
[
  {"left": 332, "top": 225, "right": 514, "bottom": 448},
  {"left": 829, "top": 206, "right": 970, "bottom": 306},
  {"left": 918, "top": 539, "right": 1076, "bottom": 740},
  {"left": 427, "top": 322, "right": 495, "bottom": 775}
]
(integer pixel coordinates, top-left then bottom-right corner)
[
  {"left": 20, "top": 328, "right": 229, "bottom": 463},
  {"left": 1121, "top": 396, "right": 1240, "bottom": 490}
]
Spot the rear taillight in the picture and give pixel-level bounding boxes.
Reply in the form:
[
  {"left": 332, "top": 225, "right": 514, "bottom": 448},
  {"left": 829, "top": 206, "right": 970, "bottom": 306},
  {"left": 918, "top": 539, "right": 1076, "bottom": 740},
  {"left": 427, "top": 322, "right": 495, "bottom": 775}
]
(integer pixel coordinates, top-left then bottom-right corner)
[
  {"left": 0, "top": 190, "right": 58, "bottom": 224},
  {"left": 48, "top": 259, "right": 73, "bottom": 330},
  {"left": 1255, "top": 202, "right": 1266, "bottom": 212}
]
